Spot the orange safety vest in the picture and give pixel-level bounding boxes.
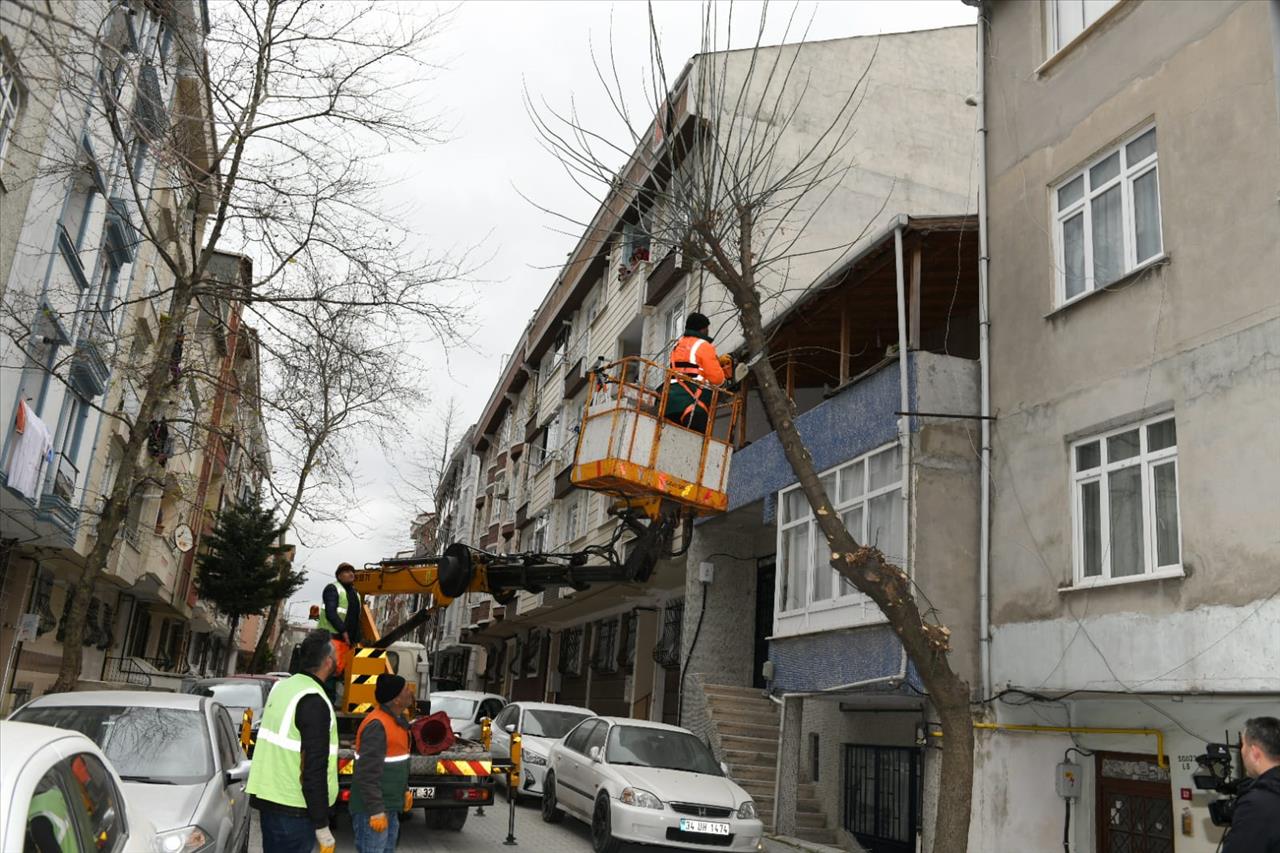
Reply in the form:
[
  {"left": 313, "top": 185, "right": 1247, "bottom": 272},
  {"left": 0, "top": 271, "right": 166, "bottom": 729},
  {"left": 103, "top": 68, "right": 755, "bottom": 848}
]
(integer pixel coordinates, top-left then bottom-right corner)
[
  {"left": 355, "top": 707, "right": 412, "bottom": 761},
  {"left": 669, "top": 335, "right": 726, "bottom": 425}
]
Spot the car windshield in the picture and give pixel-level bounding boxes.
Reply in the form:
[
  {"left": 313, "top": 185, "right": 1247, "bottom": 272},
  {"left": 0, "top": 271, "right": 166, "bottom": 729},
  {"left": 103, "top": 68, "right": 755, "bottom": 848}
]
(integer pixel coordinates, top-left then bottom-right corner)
[
  {"left": 432, "top": 696, "right": 478, "bottom": 719},
  {"left": 14, "top": 705, "right": 214, "bottom": 785},
  {"left": 191, "top": 682, "right": 264, "bottom": 715},
  {"left": 605, "top": 726, "right": 723, "bottom": 776},
  {"left": 523, "top": 709, "right": 592, "bottom": 739}
]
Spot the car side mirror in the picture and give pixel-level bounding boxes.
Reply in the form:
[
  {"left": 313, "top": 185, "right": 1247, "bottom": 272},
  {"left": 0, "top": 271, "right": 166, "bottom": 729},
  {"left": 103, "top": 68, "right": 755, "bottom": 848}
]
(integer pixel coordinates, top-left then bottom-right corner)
[
  {"left": 226, "top": 758, "right": 251, "bottom": 786},
  {"left": 720, "top": 761, "right": 730, "bottom": 776},
  {"left": 505, "top": 723, "right": 517, "bottom": 734},
  {"left": 589, "top": 745, "right": 602, "bottom": 762}
]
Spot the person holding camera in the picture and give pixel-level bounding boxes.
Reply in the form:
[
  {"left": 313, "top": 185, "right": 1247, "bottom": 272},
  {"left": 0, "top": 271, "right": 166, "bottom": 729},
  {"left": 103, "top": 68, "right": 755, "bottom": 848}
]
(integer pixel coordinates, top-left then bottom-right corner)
[{"left": 1223, "top": 716, "right": 1280, "bottom": 853}]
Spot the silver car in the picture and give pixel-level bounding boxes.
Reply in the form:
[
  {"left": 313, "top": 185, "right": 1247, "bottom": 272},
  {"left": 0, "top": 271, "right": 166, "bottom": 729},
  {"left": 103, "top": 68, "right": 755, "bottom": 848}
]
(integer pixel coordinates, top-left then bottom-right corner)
[
  {"left": 12, "top": 690, "right": 252, "bottom": 853},
  {"left": 490, "top": 701, "right": 595, "bottom": 802},
  {"left": 541, "top": 716, "right": 764, "bottom": 853}
]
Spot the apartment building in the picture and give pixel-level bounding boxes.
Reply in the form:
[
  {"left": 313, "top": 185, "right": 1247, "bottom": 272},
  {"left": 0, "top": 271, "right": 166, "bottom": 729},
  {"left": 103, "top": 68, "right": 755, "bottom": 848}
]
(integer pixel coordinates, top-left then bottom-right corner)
[
  {"left": 0, "top": 1, "right": 264, "bottom": 702},
  {"left": 970, "top": 2, "right": 1280, "bottom": 851},
  {"left": 436, "top": 25, "right": 980, "bottom": 848}
]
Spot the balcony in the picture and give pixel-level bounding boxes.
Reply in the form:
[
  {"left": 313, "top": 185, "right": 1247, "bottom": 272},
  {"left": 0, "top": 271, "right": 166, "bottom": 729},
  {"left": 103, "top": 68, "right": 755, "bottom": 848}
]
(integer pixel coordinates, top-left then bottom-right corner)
[
  {"left": 726, "top": 352, "right": 977, "bottom": 513},
  {"left": 645, "top": 246, "right": 686, "bottom": 306},
  {"left": 69, "top": 338, "right": 111, "bottom": 398}
]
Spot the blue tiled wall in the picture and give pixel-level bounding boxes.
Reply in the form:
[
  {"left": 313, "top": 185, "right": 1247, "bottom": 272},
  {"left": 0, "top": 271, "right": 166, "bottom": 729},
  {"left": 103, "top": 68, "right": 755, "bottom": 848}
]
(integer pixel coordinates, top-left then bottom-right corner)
[
  {"left": 726, "top": 356, "right": 916, "bottom": 518},
  {"left": 769, "top": 624, "right": 921, "bottom": 693}
]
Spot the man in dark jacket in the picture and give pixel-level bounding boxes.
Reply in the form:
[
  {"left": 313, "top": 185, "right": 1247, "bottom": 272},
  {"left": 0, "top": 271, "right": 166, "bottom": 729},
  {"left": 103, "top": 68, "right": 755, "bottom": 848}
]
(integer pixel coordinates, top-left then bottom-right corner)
[
  {"left": 350, "top": 675, "right": 415, "bottom": 853},
  {"left": 246, "top": 629, "right": 340, "bottom": 853},
  {"left": 318, "top": 563, "right": 362, "bottom": 703},
  {"left": 1223, "top": 715, "right": 1280, "bottom": 853}
]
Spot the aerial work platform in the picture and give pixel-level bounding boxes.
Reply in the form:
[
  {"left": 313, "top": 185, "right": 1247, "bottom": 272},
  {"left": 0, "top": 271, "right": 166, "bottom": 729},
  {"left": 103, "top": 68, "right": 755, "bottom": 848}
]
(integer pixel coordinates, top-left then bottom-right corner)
[{"left": 570, "top": 356, "right": 741, "bottom": 517}]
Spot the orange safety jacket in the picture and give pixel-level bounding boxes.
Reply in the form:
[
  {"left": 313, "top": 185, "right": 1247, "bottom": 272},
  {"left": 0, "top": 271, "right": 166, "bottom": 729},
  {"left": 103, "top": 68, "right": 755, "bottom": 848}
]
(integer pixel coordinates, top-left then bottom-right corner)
[
  {"left": 669, "top": 334, "right": 726, "bottom": 424},
  {"left": 350, "top": 706, "right": 411, "bottom": 814}
]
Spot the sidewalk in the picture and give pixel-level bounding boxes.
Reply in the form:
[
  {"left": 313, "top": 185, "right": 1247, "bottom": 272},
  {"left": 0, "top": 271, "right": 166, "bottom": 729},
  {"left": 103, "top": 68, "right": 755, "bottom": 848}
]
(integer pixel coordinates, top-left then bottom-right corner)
[{"left": 763, "top": 834, "right": 852, "bottom": 853}]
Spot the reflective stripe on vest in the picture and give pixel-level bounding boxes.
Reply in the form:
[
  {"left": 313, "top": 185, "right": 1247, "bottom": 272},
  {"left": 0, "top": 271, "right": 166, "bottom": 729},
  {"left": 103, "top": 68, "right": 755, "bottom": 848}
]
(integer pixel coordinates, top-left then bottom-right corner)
[
  {"left": 316, "top": 584, "right": 348, "bottom": 633},
  {"left": 245, "top": 673, "right": 338, "bottom": 808},
  {"left": 670, "top": 336, "right": 710, "bottom": 380},
  {"left": 28, "top": 788, "right": 76, "bottom": 853}
]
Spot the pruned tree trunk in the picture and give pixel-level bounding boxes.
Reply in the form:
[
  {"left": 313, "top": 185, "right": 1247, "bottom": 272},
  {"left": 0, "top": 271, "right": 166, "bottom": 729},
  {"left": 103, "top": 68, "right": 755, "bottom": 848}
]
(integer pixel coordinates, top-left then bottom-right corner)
[{"left": 702, "top": 214, "right": 975, "bottom": 852}]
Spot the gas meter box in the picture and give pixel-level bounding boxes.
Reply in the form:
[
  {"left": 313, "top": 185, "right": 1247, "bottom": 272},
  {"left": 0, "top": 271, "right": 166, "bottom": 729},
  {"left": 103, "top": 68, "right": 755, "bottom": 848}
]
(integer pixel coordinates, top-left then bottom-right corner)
[{"left": 1056, "top": 762, "right": 1083, "bottom": 799}]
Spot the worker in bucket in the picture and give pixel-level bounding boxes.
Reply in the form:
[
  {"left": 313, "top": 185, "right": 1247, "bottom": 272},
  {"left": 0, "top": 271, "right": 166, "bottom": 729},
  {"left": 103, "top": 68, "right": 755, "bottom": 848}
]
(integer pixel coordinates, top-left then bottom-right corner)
[
  {"left": 350, "top": 674, "right": 416, "bottom": 853},
  {"left": 317, "top": 562, "right": 362, "bottom": 702},
  {"left": 665, "top": 311, "right": 733, "bottom": 432}
]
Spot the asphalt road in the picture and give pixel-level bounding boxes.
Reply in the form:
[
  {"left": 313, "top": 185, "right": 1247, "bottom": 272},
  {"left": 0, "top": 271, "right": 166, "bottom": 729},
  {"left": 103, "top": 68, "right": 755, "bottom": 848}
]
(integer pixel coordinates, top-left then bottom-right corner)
[{"left": 248, "top": 799, "right": 597, "bottom": 853}]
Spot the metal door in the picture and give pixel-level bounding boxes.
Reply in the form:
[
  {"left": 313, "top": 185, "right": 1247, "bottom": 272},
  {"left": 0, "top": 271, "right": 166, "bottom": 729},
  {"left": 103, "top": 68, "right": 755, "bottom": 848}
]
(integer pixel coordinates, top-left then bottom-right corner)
[
  {"left": 842, "top": 744, "right": 920, "bottom": 853},
  {"left": 1095, "top": 752, "right": 1174, "bottom": 853}
]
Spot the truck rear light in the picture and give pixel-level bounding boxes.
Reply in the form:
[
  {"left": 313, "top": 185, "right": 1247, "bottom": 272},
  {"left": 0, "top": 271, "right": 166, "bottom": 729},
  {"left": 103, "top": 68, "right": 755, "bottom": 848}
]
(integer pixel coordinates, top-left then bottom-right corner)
[
  {"left": 340, "top": 789, "right": 351, "bottom": 802},
  {"left": 452, "top": 787, "right": 488, "bottom": 802}
]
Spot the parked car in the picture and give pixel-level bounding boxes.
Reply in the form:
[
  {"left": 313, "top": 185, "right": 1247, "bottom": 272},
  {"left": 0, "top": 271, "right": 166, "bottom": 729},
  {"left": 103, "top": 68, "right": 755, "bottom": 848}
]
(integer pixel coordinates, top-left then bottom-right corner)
[
  {"left": 429, "top": 690, "right": 506, "bottom": 740},
  {"left": 184, "top": 677, "right": 272, "bottom": 754},
  {"left": 11, "top": 691, "right": 253, "bottom": 853},
  {"left": 490, "top": 702, "right": 596, "bottom": 802},
  {"left": 0, "top": 720, "right": 155, "bottom": 853},
  {"left": 541, "top": 717, "right": 764, "bottom": 853}
]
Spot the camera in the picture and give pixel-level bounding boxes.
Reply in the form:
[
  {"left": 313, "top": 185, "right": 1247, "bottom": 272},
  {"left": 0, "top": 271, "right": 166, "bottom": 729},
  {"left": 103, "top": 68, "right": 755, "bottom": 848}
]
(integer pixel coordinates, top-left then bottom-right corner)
[{"left": 1193, "top": 742, "right": 1251, "bottom": 827}]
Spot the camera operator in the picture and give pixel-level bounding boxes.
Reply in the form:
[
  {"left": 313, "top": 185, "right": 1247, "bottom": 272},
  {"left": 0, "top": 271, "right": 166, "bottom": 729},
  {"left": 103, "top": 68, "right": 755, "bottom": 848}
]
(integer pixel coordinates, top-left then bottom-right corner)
[{"left": 1223, "top": 716, "right": 1280, "bottom": 853}]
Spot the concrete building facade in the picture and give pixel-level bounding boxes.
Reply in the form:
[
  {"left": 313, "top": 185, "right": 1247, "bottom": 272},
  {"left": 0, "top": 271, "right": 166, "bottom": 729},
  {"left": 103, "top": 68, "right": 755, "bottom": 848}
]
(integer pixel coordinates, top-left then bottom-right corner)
[{"left": 971, "top": 2, "right": 1280, "bottom": 851}]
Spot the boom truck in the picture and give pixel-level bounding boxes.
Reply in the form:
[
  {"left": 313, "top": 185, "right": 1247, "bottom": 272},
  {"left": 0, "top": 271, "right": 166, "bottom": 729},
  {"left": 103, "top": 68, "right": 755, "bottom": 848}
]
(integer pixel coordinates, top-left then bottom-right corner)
[{"left": 332, "top": 357, "right": 742, "bottom": 832}]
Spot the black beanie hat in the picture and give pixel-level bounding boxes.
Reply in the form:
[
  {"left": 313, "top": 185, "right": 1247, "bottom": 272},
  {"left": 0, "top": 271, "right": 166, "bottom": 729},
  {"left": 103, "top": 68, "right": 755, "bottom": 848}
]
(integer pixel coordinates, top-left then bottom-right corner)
[
  {"left": 685, "top": 312, "right": 711, "bottom": 333},
  {"left": 375, "top": 674, "right": 407, "bottom": 704}
]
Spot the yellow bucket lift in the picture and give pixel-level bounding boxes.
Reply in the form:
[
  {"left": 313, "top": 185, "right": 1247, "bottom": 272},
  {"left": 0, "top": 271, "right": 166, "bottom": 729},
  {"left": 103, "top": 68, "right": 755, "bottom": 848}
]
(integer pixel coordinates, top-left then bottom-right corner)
[{"left": 571, "top": 356, "right": 741, "bottom": 519}]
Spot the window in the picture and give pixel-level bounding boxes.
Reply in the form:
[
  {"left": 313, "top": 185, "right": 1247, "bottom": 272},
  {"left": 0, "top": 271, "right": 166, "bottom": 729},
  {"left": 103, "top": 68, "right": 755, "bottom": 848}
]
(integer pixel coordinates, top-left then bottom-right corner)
[
  {"left": 666, "top": 301, "right": 686, "bottom": 348},
  {"left": 564, "top": 718, "right": 600, "bottom": 754},
  {"left": 591, "top": 617, "right": 620, "bottom": 673},
  {"left": 0, "top": 42, "right": 23, "bottom": 173},
  {"left": 1047, "top": 0, "right": 1119, "bottom": 54},
  {"left": 61, "top": 184, "right": 97, "bottom": 251},
  {"left": 1053, "top": 125, "right": 1162, "bottom": 304},
  {"left": 777, "top": 443, "right": 902, "bottom": 628},
  {"left": 559, "top": 626, "right": 585, "bottom": 676},
  {"left": 493, "top": 704, "right": 518, "bottom": 730},
  {"left": 809, "top": 733, "right": 820, "bottom": 782},
  {"left": 565, "top": 493, "right": 583, "bottom": 543},
  {"left": 1071, "top": 415, "right": 1180, "bottom": 584},
  {"left": 213, "top": 710, "right": 242, "bottom": 770},
  {"left": 531, "top": 512, "right": 548, "bottom": 552},
  {"left": 583, "top": 291, "right": 602, "bottom": 327}
]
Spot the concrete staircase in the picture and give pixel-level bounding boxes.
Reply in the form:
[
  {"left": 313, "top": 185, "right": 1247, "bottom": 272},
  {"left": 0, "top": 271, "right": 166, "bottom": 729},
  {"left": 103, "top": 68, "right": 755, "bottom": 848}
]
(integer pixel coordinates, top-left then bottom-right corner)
[{"left": 702, "top": 683, "right": 837, "bottom": 847}]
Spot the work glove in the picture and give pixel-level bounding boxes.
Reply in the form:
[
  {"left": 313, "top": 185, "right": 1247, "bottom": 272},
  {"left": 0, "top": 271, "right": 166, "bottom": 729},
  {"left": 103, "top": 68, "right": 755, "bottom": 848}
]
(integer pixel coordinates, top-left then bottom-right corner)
[
  {"left": 370, "top": 813, "right": 389, "bottom": 833},
  {"left": 404, "top": 790, "right": 414, "bottom": 812},
  {"left": 315, "top": 827, "right": 335, "bottom": 853}
]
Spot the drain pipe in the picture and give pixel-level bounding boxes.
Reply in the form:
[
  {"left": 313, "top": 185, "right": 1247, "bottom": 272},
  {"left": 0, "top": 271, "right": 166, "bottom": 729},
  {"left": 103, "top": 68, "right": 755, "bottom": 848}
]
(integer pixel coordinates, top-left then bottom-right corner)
[
  {"left": 893, "top": 219, "right": 913, "bottom": 590},
  {"left": 974, "top": 10, "right": 994, "bottom": 702}
]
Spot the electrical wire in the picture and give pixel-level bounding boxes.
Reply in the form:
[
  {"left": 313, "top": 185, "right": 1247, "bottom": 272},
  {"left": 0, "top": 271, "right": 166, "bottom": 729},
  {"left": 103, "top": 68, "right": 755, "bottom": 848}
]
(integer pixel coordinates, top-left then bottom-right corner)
[{"left": 676, "top": 581, "right": 709, "bottom": 728}]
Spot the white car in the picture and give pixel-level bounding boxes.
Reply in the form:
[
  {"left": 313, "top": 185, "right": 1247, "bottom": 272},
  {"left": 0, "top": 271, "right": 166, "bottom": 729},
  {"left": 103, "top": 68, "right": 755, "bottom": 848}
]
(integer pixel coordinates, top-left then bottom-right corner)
[
  {"left": 12, "top": 690, "right": 253, "bottom": 853},
  {"left": 490, "top": 701, "right": 596, "bottom": 802},
  {"left": 429, "top": 690, "right": 506, "bottom": 740},
  {"left": 0, "top": 720, "right": 155, "bottom": 853},
  {"left": 541, "top": 717, "right": 764, "bottom": 853}
]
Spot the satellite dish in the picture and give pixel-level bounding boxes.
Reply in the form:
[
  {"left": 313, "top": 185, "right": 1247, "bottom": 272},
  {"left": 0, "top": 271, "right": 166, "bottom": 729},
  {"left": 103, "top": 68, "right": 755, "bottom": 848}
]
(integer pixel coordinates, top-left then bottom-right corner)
[{"left": 173, "top": 523, "right": 195, "bottom": 552}]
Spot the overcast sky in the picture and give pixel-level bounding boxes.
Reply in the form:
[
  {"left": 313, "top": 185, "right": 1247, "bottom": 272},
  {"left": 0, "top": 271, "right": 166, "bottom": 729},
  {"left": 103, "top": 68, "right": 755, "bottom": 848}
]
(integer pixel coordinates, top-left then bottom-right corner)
[{"left": 283, "top": 0, "right": 977, "bottom": 621}]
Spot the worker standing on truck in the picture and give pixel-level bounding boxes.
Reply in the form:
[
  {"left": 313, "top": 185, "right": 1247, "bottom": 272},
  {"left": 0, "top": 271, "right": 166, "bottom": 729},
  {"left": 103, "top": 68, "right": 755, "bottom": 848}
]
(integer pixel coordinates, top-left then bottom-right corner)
[
  {"left": 351, "top": 674, "right": 416, "bottom": 853},
  {"left": 665, "top": 311, "right": 732, "bottom": 433},
  {"left": 247, "top": 630, "right": 340, "bottom": 853},
  {"left": 317, "top": 562, "right": 362, "bottom": 703}
]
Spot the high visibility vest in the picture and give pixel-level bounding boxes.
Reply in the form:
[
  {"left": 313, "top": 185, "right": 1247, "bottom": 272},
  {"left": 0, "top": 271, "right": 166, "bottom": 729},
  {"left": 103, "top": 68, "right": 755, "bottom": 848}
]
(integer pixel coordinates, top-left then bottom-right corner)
[
  {"left": 317, "top": 584, "right": 348, "bottom": 633},
  {"left": 349, "top": 706, "right": 412, "bottom": 814},
  {"left": 670, "top": 335, "right": 718, "bottom": 382},
  {"left": 27, "top": 787, "right": 76, "bottom": 853},
  {"left": 245, "top": 673, "right": 338, "bottom": 808}
]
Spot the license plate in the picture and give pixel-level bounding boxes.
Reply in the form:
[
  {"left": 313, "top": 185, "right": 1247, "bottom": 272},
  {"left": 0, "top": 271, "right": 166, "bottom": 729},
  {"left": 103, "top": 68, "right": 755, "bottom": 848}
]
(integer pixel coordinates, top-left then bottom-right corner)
[
  {"left": 411, "top": 787, "right": 435, "bottom": 799},
  {"left": 679, "top": 818, "right": 730, "bottom": 836}
]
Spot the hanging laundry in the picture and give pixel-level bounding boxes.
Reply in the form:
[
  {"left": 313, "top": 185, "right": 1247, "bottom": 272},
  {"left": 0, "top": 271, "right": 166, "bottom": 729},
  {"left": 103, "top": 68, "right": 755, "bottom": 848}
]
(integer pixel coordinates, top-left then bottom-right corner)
[{"left": 5, "top": 400, "right": 54, "bottom": 499}]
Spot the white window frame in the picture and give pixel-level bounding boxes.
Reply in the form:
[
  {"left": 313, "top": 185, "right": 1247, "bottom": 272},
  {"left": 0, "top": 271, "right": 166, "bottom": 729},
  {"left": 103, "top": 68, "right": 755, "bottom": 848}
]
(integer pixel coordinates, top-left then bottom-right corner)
[
  {"left": 0, "top": 43, "right": 24, "bottom": 174},
  {"left": 775, "top": 443, "right": 903, "bottom": 636},
  {"left": 1069, "top": 414, "right": 1182, "bottom": 587},
  {"left": 1052, "top": 124, "right": 1162, "bottom": 307},
  {"left": 665, "top": 301, "right": 686, "bottom": 349},
  {"left": 1045, "top": 0, "right": 1120, "bottom": 57},
  {"left": 564, "top": 492, "right": 583, "bottom": 544},
  {"left": 531, "top": 512, "right": 548, "bottom": 553}
]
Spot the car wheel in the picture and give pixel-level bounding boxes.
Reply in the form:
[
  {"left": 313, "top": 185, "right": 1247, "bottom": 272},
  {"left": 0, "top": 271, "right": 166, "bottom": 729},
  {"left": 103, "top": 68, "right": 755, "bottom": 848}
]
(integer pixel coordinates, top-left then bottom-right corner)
[
  {"left": 541, "top": 772, "right": 564, "bottom": 823},
  {"left": 446, "top": 807, "right": 469, "bottom": 831},
  {"left": 591, "top": 793, "right": 622, "bottom": 853}
]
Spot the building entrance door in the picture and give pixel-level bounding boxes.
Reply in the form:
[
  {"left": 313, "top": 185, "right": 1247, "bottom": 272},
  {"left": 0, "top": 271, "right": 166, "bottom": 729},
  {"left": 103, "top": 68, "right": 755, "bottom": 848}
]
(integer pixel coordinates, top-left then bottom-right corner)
[
  {"left": 842, "top": 744, "right": 920, "bottom": 853},
  {"left": 1095, "top": 751, "right": 1174, "bottom": 853},
  {"left": 752, "top": 557, "right": 775, "bottom": 689}
]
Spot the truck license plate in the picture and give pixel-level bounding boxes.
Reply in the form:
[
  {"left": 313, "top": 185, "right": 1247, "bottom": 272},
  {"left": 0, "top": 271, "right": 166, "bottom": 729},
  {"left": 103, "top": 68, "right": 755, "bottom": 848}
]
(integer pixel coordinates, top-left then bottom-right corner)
[
  {"left": 412, "top": 787, "right": 435, "bottom": 799},
  {"left": 679, "top": 818, "right": 730, "bottom": 836}
]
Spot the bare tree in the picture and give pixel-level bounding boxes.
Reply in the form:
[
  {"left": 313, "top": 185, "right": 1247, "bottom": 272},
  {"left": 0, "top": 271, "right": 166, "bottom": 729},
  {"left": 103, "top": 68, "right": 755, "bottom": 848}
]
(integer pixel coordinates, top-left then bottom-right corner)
[
  {"left": 248, "top": 296, "right": 424, "bottom": 670},
  {"left": 0, "top": 0, "right": 464, "bottom": 692},
  {"left": 529, "top": 5, "right": 975, "bottom": 849}
]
